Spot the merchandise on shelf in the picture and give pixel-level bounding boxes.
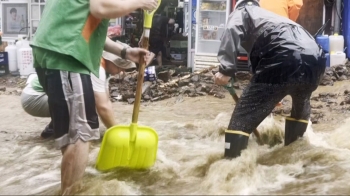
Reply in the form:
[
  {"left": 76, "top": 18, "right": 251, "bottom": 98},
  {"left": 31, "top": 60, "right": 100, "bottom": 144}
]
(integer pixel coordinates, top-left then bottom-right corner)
[{"left": 200, "top": 1, "right": 226, "bottom": 11}]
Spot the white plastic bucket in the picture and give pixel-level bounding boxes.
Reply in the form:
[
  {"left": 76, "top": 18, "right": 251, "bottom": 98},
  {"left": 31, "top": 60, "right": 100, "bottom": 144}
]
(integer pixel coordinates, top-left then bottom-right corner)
[
  {"left": 5, "top": 42, "right": 17, "bottom": 72},
  {"left": 329, "top": 34, "right": 344, "bottom": 52},
  {"left": 18, "top": 41, "right": 35, "bottom": 76},
  {"left": 330, "top": 51, "right": 346, "bottom": 67}
]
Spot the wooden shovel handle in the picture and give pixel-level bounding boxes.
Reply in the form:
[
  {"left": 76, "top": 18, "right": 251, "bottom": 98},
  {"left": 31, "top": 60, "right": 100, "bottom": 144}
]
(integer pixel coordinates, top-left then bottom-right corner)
[{"left": 132, "top": 37, "right": 150, "bottom": 124}]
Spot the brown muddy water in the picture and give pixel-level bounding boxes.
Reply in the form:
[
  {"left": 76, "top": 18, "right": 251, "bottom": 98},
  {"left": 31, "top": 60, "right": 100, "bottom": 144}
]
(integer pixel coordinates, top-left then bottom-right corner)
[{"left": 1, "top": 81, "right": 350, "bottom": 195}]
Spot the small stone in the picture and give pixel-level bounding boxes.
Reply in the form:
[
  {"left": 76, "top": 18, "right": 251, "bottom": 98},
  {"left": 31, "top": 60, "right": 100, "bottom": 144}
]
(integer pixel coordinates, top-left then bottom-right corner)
[
  {"left": 311, "top": 103, "right": 323, "bottom": 109},
  {"left": 197, "top": 92, "right": 207, "bottom": 96},
  {"left": 142, "top": 81, "right": 152, "bottom": 94},
  {"left": 310, "top": 96, "right": 319, "bottom": 101},
  {"left": 111, "top": 91, "right": 119, "bottom": 97},
  {"left": 178, "top": 79, "right": 191, "bottom": 87},
  {"left": 188, "top": 93, "right": 197, "bottom": 97},
  {"left": 213, "top": 93, "right": 225, "bottom": 99},
  {"left": 122, "top": 92, "right": 135, "bottom": 101},
  {"left": 319, "top": 93, "right": 328, "bottom": 98},
  {"left": 157, "top": 71, "right": 171, "bottom": 83},
  {"left": 339, "top": 75, "right": 348, "bottom": 81},
  {"left": 327, "top": 99, "right": 337, "bottom": 104},
  {"left": 151, "top": 97, "right": 161, "bottom": 102},
  {"left": 196, "top": 86, "right": 203, "bottom": 93},
  {"left": 0, "top": 87, "right": 5, "bottom": 92},
  {"left": 143, "top": 95, "right": 151, "bottom": 100},
  {"left": 191, "top": 75, "right": 200, "bottom": 82},
  {"left": 180, "top": 86, "right": 192, "bottom": 94},
  {"left": 328, "top": 93, "right": 338, "bottom": 98},
  {"left": 110, "top": 87, "right": 118, "bottom": 91},
  {"left": 127, "top": 98, "right": 135, "bottom": 104},
  {"left": 311, "top": 109, "right": 321, "bottom": 114}
]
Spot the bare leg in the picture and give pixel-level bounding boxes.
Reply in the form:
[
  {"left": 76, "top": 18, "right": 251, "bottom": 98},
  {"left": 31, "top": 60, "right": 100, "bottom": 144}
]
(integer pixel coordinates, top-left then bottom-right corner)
[{"left": 61, "top": 139, "right": 90, "bottom": 195}]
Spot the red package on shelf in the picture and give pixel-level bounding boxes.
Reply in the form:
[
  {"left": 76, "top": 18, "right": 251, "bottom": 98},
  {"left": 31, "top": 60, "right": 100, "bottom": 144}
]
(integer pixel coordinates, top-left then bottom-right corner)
[{"left": 107, "top": 25, "right": 123, "bottom": 38}]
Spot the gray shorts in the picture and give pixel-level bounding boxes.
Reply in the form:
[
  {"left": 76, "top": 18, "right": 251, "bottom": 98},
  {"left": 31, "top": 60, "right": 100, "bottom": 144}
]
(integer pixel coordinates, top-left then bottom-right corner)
[
  {"left": 21, "top": 92, "right": 50, "bottom": 118},
  {"left": 36, "top": 68, "right": 100, "bottom": 150}
]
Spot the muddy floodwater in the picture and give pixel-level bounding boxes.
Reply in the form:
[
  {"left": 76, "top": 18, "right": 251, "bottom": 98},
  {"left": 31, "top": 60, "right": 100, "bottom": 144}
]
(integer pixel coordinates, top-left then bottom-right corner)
[{"left": 1, "top": 81, "right": 350, "bottom": 195}]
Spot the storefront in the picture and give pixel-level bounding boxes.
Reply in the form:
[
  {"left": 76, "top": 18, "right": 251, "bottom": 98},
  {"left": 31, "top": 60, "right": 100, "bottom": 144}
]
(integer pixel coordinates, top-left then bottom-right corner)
[
  {"left": 0, "top": 0, "right": 334, "bottom": 74},
  {"left": 114, "top": 0, "right": 189, "bottom": 68},
  {"left": 0, "top": 0, "right": 120, "bottom": 41},
  {"left": 0, "top": 0, "right": 231, "bottom": 74},
  {"left": 189, "top": 0, "right": 239, "bottom": 72}
]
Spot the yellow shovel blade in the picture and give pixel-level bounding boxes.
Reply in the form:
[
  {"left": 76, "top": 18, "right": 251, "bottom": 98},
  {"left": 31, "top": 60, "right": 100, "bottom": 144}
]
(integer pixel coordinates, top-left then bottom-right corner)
[{"left": 96, "top": 124, "right": 158, "bottom": 171}]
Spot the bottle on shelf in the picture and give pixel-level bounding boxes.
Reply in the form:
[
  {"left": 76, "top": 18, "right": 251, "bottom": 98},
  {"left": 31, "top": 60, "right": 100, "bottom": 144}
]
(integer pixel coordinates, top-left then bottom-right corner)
[{"left": 20, "top": 15, "right": 25, "bottom": 28}]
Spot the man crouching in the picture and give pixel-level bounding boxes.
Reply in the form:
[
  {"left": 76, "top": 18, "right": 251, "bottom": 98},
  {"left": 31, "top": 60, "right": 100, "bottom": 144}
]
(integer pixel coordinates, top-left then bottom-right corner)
[{"left": 214, "top": 0, "right": 326, "bottom": 158}]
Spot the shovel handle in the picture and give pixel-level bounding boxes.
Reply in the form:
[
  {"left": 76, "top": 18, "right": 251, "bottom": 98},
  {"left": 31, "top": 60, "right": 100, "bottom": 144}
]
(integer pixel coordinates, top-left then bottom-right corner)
[{"left": 132, "top": 36, "right": 149, "bottom": 124}]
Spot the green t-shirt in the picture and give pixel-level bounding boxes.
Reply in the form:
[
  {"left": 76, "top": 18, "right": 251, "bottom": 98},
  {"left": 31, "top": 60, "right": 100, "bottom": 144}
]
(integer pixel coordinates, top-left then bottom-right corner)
[
  {"left": 30, "top": 76, "right": 44, "bottom": 93},
  {"left": 30, "top": 0, "right": 109, "bottom": 77}
]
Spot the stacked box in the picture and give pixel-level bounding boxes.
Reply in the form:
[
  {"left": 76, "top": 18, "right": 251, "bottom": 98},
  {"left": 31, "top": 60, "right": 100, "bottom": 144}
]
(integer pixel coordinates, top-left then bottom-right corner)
[{"left": 0, "top": 52, "right": 9, "bottom": 76}]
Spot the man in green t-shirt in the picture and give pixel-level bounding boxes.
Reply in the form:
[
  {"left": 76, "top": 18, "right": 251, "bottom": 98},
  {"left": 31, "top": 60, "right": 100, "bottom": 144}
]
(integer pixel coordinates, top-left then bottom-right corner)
[
  {"left": 21, "top": 48, "right": 152, "bottom": 138},
  {"left": 29, "top": 0, "right": 158, "bottom": 194}
]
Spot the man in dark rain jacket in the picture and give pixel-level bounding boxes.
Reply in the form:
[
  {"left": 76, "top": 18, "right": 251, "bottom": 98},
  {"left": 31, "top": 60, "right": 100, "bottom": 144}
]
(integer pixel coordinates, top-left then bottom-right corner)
[{"left": 214, "top": 0, "right": 326, "bottom": 158}]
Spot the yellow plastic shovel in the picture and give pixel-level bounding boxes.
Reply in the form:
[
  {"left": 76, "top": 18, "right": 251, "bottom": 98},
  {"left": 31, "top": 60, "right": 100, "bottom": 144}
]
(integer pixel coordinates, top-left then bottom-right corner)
[{"left": 96, "top": 1, "right": 161, "bottom": 171}]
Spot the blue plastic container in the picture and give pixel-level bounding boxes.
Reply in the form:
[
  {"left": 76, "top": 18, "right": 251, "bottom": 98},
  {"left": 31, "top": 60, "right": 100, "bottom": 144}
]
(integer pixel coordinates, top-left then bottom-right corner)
[
  {"left": 343, "top": 0, "right": 350, "bottom": 58},
  {"left": 316, "top": 35, "right": 329, "bottom": 53},
  {"left": 144, "top": 66, "right": 157, "bottom": 82},
  {"left": 0, "top": 52, "right": 9, "bottom": 76},
  {"left": 325, "top": 53, "right": 330, "bottom": 68},
  {"left": 0, "top": 52, "right": 8, "bottom": 65}
]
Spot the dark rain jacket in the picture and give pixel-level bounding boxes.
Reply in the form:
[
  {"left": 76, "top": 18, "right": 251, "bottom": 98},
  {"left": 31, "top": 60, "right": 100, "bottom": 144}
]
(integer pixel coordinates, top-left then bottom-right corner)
[{"left": 217, "top": 4, "right": 326, "bottom": 84}]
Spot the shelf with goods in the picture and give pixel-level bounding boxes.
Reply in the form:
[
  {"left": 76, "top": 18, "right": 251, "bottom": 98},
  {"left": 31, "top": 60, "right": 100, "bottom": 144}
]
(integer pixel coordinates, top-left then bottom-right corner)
[
  {"left": 29, "top": 0, "right": 46, "bottom": 39},
  {"left": 192, "top": 0, "right": 231, "bottom": 72},
  {"left": 195, "top": 0, "right": 230, "bottom": 56},
  {"left": 123, "top": 9, "right": 144, "bottom": 47}
]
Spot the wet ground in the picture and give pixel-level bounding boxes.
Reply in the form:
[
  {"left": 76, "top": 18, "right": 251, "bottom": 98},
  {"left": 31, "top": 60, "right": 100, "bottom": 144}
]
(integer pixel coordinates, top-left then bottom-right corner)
[{"left": 0, "top": 76, "right": 350, "bottom": 195}]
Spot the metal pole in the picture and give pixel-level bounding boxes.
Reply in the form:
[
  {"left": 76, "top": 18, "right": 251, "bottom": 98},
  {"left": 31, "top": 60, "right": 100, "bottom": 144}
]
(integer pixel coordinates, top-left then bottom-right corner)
[
  {"left": 187, "top": 0, "right": 193, "bottom": 70},
  {"left": 334, "top": 0, "right": 342, "bottom": 34}
]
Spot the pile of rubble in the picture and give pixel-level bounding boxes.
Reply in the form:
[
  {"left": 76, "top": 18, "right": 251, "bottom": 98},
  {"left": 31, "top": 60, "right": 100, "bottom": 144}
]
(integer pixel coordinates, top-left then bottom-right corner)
[
  {"left": 319, "top": 62, "right": 350, "bottom": 86},
  {"left": 108, "top": 66, "right": 237, "bottom": 104},
  {"left": 107, "top": 62, "right": 350, "bottom": 104}
]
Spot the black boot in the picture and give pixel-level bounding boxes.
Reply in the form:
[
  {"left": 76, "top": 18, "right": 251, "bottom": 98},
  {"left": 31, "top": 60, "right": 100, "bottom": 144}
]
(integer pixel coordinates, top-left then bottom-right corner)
[
  {"left": 284, "top": 118, "right": 308, "bottom": 146},
  {"left": 41, "top": 121, "right": 54, "bottom": 139},
  {"left": 224, "top": 131, "right": 249, "bottom": 158}
]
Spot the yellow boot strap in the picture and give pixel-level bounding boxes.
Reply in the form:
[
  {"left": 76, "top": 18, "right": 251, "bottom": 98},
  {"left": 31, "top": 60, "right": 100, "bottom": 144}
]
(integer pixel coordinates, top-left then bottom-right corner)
[
  {"left": 225, "top": 130, "right": 250, "bottom": 137},
  {"left": 285, "top": 117, "right": 309, "bottom": 124}
]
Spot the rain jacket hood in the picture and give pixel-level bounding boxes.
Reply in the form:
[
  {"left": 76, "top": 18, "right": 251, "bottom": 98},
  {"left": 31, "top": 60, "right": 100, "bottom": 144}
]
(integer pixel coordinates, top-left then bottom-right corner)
[{"left": 217, "top": 4, "right": 325, "bottom": 84}]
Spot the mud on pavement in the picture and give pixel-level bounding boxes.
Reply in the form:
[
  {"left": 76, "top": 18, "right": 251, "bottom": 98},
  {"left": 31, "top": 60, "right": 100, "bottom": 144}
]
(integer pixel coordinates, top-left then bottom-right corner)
[{"left": 2, "top": 63, "right": 350, "bottom": 126}]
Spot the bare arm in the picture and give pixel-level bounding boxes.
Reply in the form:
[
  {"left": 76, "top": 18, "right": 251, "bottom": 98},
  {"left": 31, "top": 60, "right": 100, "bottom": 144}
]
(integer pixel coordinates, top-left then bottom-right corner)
[
  {"left": 90, "top": 0, "right": 157, "bottom": 19},
  {"left": 94, "top": 92, "right": 116, "bottom": 129},
  {"left": 104, "top": 37, "right": 124, "bottom": 57}
]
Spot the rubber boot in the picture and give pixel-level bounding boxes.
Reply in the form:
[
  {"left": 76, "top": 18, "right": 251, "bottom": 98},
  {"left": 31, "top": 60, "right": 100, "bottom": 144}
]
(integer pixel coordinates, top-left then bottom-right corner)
[
  {"left": 41, "top": 121, "right": 54, "bottom": 139},
  {"left": 284, "top": 118, "right": 308, "bottom": 146},
  {"left": 224, "top": 131, "right": 249, "bottom": 159}
]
